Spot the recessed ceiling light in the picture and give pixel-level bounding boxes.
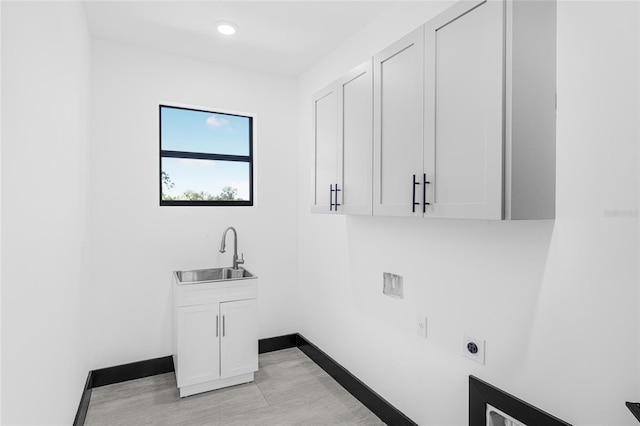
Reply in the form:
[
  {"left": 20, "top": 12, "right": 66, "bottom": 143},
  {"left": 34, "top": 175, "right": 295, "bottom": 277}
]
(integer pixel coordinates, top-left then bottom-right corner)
[{"left": 216, "top": 21, "right": 238, "bottom": 36}]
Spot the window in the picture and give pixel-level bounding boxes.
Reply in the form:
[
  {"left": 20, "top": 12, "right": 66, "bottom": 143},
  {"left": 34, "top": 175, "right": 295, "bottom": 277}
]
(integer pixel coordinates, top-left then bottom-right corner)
[{"left": 159, "top": 105, "right": 253, "bottom": 206}]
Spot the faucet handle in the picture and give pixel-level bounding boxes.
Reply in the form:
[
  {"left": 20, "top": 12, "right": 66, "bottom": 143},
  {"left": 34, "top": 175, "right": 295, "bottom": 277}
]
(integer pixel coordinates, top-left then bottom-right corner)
[{"left": 237, "top": 253, "right": 245, "bottom": 266}]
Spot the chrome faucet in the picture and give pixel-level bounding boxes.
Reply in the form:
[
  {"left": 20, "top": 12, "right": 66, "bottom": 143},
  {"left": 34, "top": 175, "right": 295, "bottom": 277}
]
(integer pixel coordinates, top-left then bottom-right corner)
[{"left": 219, "top": 226, "right": 244, "bottom": 270}]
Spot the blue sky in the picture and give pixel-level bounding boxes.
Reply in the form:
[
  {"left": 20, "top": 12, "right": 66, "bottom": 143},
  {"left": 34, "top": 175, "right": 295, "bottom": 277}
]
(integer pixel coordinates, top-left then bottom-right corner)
[{"left": 161, "top": 106, "right": 251, "bottom": 199}]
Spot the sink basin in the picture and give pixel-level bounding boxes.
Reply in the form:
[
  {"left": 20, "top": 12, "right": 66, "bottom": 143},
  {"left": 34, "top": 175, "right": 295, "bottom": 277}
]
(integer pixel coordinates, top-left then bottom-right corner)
[{"left": 174, "top": 267, "right": 255, "bottom": 284}]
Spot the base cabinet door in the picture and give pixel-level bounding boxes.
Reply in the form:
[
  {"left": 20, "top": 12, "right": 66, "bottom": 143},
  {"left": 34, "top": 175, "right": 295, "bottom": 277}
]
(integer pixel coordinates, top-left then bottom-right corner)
[
  {"left": 176, "top": 303, "right": 220, "bottom": 388},
  {"left": 220, "top": 299, "right": 259, "bottom": 379}
]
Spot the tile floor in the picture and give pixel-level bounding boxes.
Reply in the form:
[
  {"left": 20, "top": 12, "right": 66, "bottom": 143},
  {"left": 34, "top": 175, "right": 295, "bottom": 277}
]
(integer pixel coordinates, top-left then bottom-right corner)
[{"left": 85, "top": 348, "right": 386, "bottom": 425}]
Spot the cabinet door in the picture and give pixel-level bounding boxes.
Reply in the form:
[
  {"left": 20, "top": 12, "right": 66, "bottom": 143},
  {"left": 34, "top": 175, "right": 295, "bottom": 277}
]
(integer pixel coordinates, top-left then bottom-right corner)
[
  {"left": 311, "top": 83, "right": 338, "bottom": 213},
  {"left": 424, "top": 0, "right": 504, "bottom": 219},
  {"left": 338, "top": 60, "right": 373, "bottom": 215},
  {"left": 220, "top": 299, "right": 258, "bottom": 379},
  {"left": 373, "top": 27, "right": 425, "bottom": 217},
  {"left": 176, "top": 304, "right": 220, "bottom": 387}
]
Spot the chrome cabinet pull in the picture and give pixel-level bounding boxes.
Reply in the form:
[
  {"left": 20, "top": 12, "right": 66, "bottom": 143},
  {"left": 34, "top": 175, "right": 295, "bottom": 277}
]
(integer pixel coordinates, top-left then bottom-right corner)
[
  {"left": 334, "top": 183, "right": 341, "bottom": 208},
  {"left": 222, "top": 315, "right": 226, "bottom": 337},
  {"left": 216, "top": 315, "right": 219, "bottom": 337}
]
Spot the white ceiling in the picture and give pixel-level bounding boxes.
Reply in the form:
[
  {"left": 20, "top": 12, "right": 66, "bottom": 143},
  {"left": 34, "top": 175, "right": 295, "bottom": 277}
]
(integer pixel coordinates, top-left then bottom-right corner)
[{"left": 83, "top": 1, "right": 395, "bottom": 76}]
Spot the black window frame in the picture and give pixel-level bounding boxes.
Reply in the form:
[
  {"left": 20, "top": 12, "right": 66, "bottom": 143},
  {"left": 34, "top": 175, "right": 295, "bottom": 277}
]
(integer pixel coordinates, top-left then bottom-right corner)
[{"left": 159, "top": 104, "right": 254, "bottom": 207}]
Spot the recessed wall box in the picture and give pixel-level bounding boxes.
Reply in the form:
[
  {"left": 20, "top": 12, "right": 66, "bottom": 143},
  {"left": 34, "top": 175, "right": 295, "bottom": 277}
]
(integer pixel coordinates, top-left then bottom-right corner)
[{"left": 383, "top": 272, "right": 404, "bottom": 299}]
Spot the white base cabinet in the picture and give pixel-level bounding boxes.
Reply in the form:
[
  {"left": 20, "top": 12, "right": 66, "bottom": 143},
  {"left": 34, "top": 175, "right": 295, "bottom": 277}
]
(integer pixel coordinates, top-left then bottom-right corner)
[{"left": 173, "top": 275, "right": 258, "bottom": 398}]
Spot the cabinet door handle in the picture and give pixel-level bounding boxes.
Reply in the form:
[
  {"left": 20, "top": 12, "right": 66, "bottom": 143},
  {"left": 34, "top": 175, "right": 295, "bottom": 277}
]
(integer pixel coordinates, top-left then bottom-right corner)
[
  {"left": 423, "top": 173, "right": 430, "bottom": 213},
  {"left": 216, "top": 315, "right": 219, "bottom": 337},
  {"left": 335, "top": 183, "right": 341, "bottom": 208},
  {"left": 329, "top": 184, "right": 335, "bottom": 211},
  {"left": 222, "top": 315, "right": 226, "bottom": 337},
  {"left": 412, "top": 174, "right": 420, "bottom": 213}
]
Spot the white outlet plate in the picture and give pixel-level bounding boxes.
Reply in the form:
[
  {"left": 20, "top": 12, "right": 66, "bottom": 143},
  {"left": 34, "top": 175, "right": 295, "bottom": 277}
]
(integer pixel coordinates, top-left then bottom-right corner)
[
  {"left": 463, "top": 334, "right": 485, "bottom": 365},
  {"left": 416, "top": 315, "right": 427, "bottom": 337}
]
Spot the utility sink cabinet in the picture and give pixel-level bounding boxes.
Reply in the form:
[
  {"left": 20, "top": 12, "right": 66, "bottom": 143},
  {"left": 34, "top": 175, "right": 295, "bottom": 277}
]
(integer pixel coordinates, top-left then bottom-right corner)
[{"left": 173, "top": 269, "right": 258, "bottom": 397}]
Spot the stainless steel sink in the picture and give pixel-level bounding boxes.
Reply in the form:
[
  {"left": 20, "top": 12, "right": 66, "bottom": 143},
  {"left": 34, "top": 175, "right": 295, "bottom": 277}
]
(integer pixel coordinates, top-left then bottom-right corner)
[{"left": 174, "top": 267, "right": 255, "bottom": 284}]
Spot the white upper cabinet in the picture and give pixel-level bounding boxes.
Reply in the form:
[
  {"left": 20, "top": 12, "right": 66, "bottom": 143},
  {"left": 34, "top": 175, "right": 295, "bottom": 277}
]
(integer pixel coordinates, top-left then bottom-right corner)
[
  {"left": 424, "top": 0, "right": 504, "bottom": 219},
  {"left": 375, "top": 0, "right": 555, "bottom": 220},
  {"left": 311, "top": 83, "right": 338, "bottom": 213},
  {"left": 313, "top": 0, "right": 556, "bottom": 220},
  {"left": 428, "top": 0, "right": 556, "bottom": 220},
  {"left": 339, "top": 60, "right": 373, "bottom": 215},
  {"left": 373, "top": 27, "right": 425, "bottom": 217},
  {"left": 504, "top": 0, "right": 556, "bottom": 220},
  {"left": 312, "top": 60, "right": 373, "bottom": 215}
]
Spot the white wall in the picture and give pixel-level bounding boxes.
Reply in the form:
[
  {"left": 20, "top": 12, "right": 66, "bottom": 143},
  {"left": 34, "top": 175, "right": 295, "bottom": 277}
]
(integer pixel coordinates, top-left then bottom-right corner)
[
  {"left": 297, "top": 1, "right": 639, "bottom": 425},
  {"left": 88, "top": 39, "right": 299, "bottom": 369},
  {"left": 1, "top": 1, "right": 91, "bottom": 424}
]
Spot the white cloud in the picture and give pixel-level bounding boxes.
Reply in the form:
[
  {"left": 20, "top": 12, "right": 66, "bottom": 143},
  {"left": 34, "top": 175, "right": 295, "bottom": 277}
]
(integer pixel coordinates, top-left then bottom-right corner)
[{"left": 206, "top": 115, "right": 230, "bottom": 127}]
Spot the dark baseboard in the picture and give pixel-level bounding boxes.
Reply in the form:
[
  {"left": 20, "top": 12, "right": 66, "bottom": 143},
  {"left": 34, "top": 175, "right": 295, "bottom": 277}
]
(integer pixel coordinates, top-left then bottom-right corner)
[
  {"left": 88, "top": 335, "right": 295, "bottom": 392},
  {"left": 258, "top": 333, "right": 297, "bottom": 353},
  {"left": 296, "top": 334, "right": 418, "bottom": 426},
  {"left": 72, "top": 372, "right": 93, "bottom": 426},
  {"left": 92, "top": 355, "right": 175, "bottom": 388},
  {"left": 75, "top": 333, "right": 415, "bottom": 426}
]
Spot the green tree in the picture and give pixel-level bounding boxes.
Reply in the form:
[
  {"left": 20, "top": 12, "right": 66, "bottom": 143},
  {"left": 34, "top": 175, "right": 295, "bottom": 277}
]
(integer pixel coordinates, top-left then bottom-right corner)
[
  {"left": 182, "top": 190, "right": 216, "bottom": 201},
  {"left": 214, "top": 186, "right": 237, "bottom": 200},
  {"left": 161, "top": 171, "right": 175, "bottom": 200},
  {"left": 162, "top": 171, "right": 174, "bottom": 190},
  {"left": 161, "top": 173, "right": 242, "bottom": 202}
]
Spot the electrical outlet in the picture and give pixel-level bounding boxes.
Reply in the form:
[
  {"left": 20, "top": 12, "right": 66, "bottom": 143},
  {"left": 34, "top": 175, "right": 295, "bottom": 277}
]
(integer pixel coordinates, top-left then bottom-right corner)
[
  {"left": 463, "top": 334, "right": 485, "bottom": 365},
  {"left": 416, "top": 315, "right": 427, "bottom": 337}
]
